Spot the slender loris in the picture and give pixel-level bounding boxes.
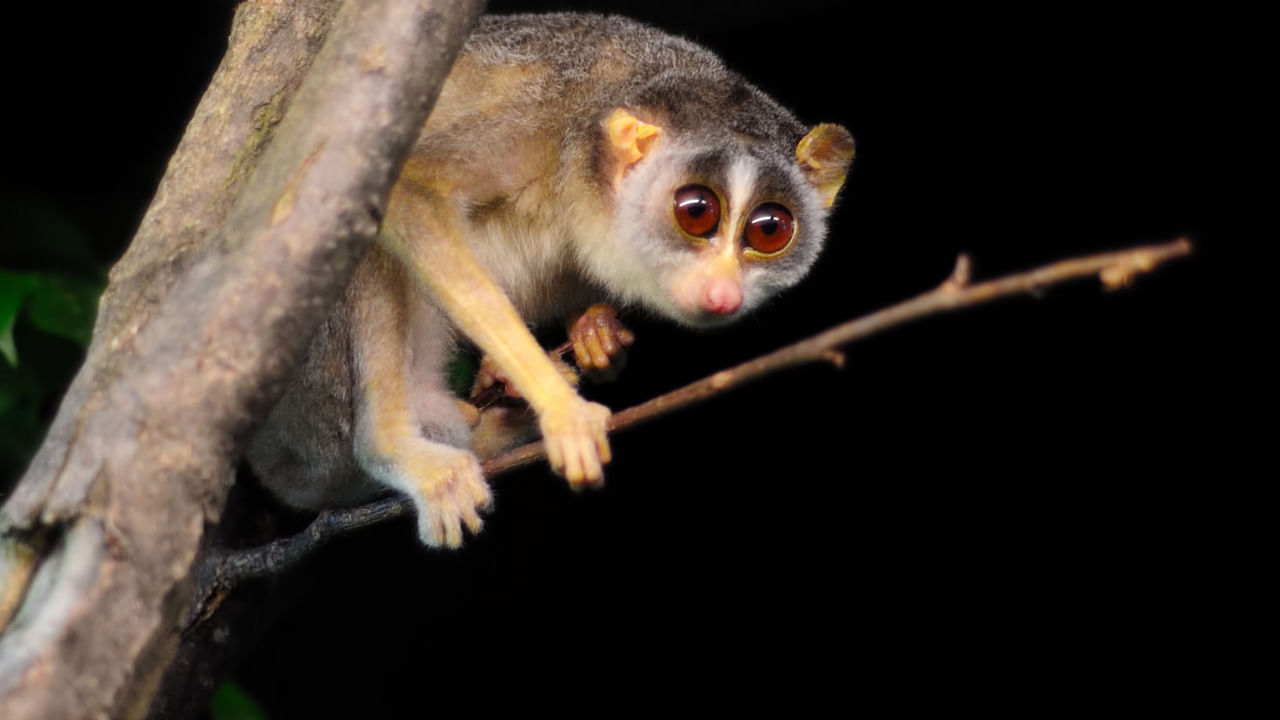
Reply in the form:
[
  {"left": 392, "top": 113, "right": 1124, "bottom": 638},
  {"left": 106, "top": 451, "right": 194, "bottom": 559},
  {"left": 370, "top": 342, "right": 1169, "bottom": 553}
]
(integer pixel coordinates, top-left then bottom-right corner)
[{"left": 247, "top": 13, "right": 855, "bottom": 547}]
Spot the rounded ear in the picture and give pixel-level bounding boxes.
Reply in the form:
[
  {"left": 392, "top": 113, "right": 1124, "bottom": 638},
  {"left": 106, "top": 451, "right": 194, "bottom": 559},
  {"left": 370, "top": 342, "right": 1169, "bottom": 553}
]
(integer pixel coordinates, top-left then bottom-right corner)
[
  {"left": 604, "top": 108, "right": 662, "bottom": 189},
  {"left": 796, "top": 124, "right": 855, "bottom": 208}
]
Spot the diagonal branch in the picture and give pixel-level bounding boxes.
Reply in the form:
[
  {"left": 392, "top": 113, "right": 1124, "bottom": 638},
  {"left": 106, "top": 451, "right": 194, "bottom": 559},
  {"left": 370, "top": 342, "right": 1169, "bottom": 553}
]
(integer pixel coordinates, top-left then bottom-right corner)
[{"left": 195, "top": 236, "right": 1192, "bottom": 612}]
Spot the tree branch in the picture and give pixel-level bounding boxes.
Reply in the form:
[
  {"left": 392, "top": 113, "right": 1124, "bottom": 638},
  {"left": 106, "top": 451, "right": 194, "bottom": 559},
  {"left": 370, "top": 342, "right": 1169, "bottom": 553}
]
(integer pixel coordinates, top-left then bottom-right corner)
[
  {"left": 0, "top": 2, "right": 484, "bottom": 718},
  {"left": 195, "top": 236, "right": 1192, "bottom": 609}
]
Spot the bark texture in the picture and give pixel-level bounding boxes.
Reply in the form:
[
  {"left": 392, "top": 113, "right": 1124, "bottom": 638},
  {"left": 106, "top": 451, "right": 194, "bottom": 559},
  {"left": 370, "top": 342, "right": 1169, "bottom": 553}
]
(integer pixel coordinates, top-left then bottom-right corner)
[{"left": 0, "top": 1, "right": 483, "bottom": 717}]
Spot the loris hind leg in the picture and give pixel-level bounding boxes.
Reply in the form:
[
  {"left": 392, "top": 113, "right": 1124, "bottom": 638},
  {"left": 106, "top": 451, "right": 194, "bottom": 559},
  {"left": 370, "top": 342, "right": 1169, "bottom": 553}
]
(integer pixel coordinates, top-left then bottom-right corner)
[{"left": 351, "top": 257, "right": 491, "bottom": 548}]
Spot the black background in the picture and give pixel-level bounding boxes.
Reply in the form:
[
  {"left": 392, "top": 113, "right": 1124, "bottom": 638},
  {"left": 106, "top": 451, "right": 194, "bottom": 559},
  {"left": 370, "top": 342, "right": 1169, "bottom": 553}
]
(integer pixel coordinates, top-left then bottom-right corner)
[{"left": 1, "top": 1, "right": 1269, "bottom": 715}]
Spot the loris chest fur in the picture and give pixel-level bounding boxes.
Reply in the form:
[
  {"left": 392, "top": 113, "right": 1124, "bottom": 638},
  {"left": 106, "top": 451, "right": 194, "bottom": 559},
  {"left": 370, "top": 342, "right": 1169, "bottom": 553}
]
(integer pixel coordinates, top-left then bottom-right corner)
[{"left": 247, "top": 13, "right": 855, "bottom": 548}]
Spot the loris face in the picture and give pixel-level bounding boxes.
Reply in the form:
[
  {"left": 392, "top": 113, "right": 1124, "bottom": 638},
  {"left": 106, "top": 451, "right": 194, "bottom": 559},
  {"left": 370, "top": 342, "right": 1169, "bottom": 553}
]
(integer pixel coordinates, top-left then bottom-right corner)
[{"left": 589, "top": 124, "right": 855, "bottom": 328}]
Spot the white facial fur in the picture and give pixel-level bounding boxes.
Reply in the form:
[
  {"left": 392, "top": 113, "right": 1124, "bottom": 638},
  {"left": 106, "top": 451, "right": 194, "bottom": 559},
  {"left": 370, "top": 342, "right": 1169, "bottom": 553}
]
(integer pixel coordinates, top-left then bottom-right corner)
[{"left": 578, "top": 138, "right": 831, "bottom": 328}]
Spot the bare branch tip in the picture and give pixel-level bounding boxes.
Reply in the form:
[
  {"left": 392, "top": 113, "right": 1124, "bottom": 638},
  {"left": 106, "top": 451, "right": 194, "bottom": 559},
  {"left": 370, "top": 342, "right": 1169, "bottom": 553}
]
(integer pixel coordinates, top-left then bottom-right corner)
[{"left": 1099, "top": 238, "right": 1190, "bottom": 291}]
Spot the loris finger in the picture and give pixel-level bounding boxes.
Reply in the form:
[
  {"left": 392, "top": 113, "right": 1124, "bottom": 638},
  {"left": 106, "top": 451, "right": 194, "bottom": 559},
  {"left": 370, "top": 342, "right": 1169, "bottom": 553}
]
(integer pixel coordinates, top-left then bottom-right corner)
[
  {"left": 572, "top": 332, "right": 595, "bottom": 370},
  {"left": 463, "top": 505, "right": 484, "bottom": 535},
  {"left": 561, "top": 436, "right": 586, "bottom": 486},
  {"left": 595, "top": 428, "right": 611, "bottom": 465},
  {"left": 574, "top": 434, "right": 604, "bottom": 487},
  {"left": 442, "top": 504, "right": 464, "bottom": 548},
  {"left": 584, "top": 328, "right": 610, "bottom": 369}
]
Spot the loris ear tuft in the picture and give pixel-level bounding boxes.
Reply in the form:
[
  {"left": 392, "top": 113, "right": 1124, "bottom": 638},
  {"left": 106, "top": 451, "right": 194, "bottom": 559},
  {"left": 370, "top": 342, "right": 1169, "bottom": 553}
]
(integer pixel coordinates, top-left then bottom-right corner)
[
  {"left": 796, "top": 124, "right": 855, "bottom": 209},
  {"left": 605, "top": 108, "right": 661, "bottom": 188}
]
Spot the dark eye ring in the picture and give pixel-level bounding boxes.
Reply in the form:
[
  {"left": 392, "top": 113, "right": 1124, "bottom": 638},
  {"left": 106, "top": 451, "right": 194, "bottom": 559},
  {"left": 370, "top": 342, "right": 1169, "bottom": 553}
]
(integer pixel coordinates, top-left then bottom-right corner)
[
  {"left": 673, "top": 184, "right": 720, "bottom": 238},
  {"left": 743, "top": 203, "right": 795, "bottom": 255}
]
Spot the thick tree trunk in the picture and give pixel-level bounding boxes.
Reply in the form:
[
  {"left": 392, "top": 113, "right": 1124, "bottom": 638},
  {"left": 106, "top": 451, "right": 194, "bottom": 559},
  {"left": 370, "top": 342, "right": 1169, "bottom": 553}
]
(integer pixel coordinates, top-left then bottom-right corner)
[{"left": 0, "top": 1, "right": 483, "bottom": 717}]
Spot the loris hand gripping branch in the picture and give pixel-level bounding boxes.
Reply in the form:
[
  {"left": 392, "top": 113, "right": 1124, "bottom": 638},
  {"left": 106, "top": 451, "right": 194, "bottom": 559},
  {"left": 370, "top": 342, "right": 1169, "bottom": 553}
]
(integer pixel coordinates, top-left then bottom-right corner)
[{"left": 247, "top": 14, "right": 855, "bottom": 547}]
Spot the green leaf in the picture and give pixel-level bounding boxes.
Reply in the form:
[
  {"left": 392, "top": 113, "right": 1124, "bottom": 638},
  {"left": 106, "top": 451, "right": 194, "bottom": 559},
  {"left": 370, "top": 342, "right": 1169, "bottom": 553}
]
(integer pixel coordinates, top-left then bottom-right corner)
[
  {"left": 210, "top": 680, "right": 269, "bottom": 720},
  {"left": 0, "top": 324, "right": 15, "bottom": 367},
  {"left": 447, "top": 352, "right": 478, "bottom": 397},
  {"left": 24, "top": 273, "right": 103, "bottom": 348},
  {"left": 0, "top": 270, "right": 38, "bottom": 366}
]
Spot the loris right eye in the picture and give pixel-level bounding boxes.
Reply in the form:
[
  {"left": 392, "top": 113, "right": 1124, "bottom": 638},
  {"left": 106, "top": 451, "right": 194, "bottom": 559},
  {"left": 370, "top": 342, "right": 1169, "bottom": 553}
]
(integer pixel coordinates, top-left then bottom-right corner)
[{"left": 673, "top": 184, "right": 720, "bottom": 238}]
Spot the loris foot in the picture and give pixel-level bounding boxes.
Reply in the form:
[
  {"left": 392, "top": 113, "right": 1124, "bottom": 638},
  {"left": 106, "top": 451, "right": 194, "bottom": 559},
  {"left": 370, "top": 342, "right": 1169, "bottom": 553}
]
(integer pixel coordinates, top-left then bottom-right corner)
[
  {"left": 569, "top": 303, "right": 635, "bottom": 379},
  {"left": 540, "top": 395, "right": 612, "bottom": 489},
  {"left": 463, "top": 400, "right": 541, "bottom": 461},
  {"left": 400, "top": 445, "right": 492, "bottom": 548}
]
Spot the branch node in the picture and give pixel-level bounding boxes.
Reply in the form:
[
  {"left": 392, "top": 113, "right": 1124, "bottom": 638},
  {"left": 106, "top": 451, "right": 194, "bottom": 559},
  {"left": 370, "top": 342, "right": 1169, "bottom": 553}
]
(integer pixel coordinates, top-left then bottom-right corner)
[
  {"left": 1099, "top": 250, "right": 1156, "bottom": 290},
  {"left": 1099, "top": 263, "right": 1137, "bottom": 290},
  {"left": 944, "top": 253, "right": 972, "bottom": 292},
  {"left": 821, "top": 349, "right": 847, "bottom": 369},
  {"left": 708, "top": 370, "right": 734, "bottom": 390}
]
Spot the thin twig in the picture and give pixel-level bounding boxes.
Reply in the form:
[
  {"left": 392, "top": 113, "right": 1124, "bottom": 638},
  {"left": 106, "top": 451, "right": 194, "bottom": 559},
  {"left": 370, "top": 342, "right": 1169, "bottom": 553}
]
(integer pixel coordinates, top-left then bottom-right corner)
[
  {"left": 485, "top": 237, "right": 1191, "bottom": 472},
  {"left": 199, "top": 237, "right": 1191, "bottom": 608}
]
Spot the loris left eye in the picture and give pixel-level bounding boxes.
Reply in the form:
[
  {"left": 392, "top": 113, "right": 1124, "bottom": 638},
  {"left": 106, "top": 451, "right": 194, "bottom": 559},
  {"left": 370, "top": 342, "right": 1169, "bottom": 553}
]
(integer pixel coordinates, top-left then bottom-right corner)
[
  {"left": 743, "top": 203, "right": 795, "bottom": 255},
  {"left": 673, "top": 184, "right": 720, "bottom": 238}
]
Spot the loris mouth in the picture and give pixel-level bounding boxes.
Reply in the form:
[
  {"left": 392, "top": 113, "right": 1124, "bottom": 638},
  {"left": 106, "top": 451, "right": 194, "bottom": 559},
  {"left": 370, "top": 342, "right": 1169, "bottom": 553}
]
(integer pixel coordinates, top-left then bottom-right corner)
[{"left": 676, "top": 308, "right": 742, "bottom": 330}]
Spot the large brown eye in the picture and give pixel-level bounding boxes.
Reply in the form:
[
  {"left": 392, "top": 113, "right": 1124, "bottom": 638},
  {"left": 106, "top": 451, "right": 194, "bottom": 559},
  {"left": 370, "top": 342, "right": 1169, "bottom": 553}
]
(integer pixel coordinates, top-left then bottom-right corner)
[
  {"left": 743, "top": 203, "right": 795, "bottom": 255},
  {"left": 673, "top": 184, "right": 720, "bottom": 238}
]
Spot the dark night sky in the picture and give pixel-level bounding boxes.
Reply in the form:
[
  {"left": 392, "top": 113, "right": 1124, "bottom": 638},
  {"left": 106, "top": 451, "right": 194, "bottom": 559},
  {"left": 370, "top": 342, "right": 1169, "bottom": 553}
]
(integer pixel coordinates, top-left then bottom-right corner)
[{"left": 1, "top": 1, "right": 1268, "bottom": 715}]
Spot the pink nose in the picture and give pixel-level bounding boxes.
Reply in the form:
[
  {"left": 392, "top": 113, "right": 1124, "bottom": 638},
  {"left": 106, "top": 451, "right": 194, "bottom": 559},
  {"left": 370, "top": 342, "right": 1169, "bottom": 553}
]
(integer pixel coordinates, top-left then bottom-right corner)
[{"left": 703, "top": 279, "right": 742, "bottom": 315}]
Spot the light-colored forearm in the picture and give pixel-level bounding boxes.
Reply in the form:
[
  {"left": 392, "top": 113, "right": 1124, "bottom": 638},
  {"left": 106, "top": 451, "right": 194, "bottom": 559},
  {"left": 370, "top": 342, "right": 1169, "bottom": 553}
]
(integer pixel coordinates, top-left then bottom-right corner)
[{"left": 380, "top": 197, "right": 576, "bottom": 415}]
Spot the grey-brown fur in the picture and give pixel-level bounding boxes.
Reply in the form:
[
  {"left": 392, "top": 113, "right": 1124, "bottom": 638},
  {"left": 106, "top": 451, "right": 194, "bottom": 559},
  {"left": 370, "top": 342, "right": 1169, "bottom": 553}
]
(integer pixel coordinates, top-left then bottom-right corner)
[{"left": 247, "top": 13, "right": 854, "bottom": 546}]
